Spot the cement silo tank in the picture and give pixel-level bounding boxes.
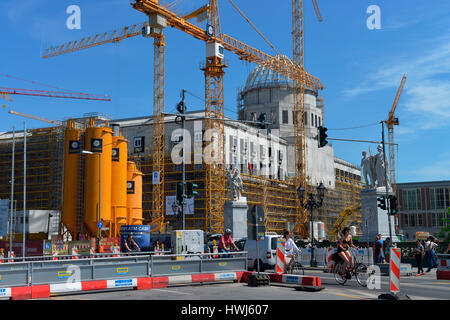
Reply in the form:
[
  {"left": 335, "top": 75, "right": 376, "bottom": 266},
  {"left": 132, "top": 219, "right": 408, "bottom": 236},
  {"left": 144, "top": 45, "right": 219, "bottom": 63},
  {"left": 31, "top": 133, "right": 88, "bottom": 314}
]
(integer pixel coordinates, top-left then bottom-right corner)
[
  {"left": 84, "top": 126, "right": 113, "bottom": 238},
  {"left": 111, "top": 132, "right": 128, "bottom": 238},
  {"left": 62, "top": 121, "right": 82, "bottom": 239},
  {"left": 127, "top": 161, "right": 143, "bottom": 225}
]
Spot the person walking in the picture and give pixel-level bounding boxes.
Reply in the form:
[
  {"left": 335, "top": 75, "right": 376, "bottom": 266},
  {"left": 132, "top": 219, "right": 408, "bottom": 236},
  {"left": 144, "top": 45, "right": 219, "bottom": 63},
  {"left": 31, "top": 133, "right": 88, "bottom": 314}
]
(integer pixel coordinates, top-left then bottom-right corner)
[
  {"left": 425, "top": 236, "right": 438, "bottom": 272},
  {"left": 373, "top": 234, "right": 383, "bottom": 264},
  {"left": 414, "top": 239, "right": 425, "bottom": 276}
]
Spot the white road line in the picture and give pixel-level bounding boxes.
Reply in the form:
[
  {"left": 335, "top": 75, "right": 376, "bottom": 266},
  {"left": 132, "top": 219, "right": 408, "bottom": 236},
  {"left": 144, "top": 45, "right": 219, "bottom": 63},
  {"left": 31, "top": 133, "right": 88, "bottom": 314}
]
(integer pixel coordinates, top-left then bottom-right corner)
[
  {"left": 151, "top": 288, "right": 193, "bottom": 295},
  {"left": 346, "top": 289, "right": 380, "bottom": 299}
]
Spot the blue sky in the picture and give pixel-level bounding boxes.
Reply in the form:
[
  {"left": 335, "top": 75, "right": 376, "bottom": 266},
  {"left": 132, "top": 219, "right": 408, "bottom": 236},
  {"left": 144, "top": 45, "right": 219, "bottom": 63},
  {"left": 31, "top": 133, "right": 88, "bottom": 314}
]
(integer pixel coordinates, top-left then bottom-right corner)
[{"left": 1, "top": 0, "right": 449, "bottom": 183}]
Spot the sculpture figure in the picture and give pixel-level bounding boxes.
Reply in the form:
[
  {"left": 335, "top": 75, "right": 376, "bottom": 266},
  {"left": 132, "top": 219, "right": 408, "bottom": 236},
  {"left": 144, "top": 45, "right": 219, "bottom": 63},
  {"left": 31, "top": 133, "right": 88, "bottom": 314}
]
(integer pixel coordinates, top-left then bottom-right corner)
[
  {"left": 226, "top": 167, "right": 243, "bottom": 201},
  {"left": 361, "top": 145, "right": 390, "bottom": 189}
]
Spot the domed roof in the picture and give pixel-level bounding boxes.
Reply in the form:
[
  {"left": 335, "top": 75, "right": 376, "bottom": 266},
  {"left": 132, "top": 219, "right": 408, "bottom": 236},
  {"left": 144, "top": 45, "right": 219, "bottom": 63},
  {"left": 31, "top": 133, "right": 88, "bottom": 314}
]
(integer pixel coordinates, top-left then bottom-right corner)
[{"left": 243, "top": 55, "right": 295, "bottom": 92}]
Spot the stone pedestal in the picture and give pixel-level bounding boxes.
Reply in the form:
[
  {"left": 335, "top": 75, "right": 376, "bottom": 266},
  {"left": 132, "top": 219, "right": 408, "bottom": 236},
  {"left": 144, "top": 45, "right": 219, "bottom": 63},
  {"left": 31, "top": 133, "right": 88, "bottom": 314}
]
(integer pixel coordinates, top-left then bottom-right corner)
[
  {"left": 359, "top": 187, "right": 399, "bottom": 243},
  {"left": 224, "top": 197, "right": 248, "bottom": 241}
]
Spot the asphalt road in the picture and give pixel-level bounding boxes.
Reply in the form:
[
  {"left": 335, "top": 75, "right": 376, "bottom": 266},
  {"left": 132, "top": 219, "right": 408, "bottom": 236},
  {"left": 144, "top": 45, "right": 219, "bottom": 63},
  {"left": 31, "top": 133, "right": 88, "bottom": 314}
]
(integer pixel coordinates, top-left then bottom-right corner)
[{"left": 42, "top": 269, "right": 448, "bottom": 301}]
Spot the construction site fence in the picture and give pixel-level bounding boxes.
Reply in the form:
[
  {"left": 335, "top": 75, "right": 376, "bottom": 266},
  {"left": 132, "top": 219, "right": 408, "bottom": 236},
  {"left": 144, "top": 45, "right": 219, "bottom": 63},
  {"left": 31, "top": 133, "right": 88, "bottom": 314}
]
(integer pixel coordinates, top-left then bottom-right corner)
[{"left": 0, "top": 252, "right": 247, "bottom": 289}]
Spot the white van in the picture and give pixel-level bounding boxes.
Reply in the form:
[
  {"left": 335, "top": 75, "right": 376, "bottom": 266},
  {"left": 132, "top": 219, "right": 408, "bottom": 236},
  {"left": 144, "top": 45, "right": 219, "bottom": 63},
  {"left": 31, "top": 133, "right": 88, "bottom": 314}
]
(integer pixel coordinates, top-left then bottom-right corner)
[{"left": 235, "top": 233, "right": 281, "bottom": 272}]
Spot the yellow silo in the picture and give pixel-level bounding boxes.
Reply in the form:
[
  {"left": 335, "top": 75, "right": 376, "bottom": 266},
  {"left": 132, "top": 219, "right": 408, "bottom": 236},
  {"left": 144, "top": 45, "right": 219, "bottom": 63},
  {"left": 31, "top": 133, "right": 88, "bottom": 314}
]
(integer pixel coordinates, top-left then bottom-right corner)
[
  {"left": 62, "top": 120, "right": 82, "bottom": 239},
  {"left": 126, "top": 161, "right": 143, "bottom": 225},
  {"left": 111, "top": 126, "right": 128, "bottom": 238},
  {"left": 84, "top": 124, "right": 113, "bottom": 238}
]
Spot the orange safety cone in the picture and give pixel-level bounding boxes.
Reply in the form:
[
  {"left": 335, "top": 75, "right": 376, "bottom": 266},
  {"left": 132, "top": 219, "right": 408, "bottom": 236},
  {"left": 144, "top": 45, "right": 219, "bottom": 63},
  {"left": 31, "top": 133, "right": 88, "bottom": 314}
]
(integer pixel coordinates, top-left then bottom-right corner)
[
  {"left": 156, "top": 241, "right": 160, "bottom": 256},
  {"left": 160, "top": 243, "right": 165, "bottom": 256},
  {"left": 52, "top": 245, "right": 58, "bottom": 261},
  {"left": 213, "top": 240, "right": 218, "bottom": 258}
]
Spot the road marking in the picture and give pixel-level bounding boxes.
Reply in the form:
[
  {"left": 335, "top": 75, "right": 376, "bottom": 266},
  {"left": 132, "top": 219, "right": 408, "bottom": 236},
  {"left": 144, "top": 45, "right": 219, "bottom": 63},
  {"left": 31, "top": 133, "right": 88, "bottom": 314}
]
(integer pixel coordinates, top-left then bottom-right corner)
[
  {"left": 346, "top": 289, "right": 379, "bottom": 299},
  {"left": 152, "top": 288, "right": 193, "bottom": 295},
  {"left": 323, "top": 289, "right": 370, "bottom": 300}
]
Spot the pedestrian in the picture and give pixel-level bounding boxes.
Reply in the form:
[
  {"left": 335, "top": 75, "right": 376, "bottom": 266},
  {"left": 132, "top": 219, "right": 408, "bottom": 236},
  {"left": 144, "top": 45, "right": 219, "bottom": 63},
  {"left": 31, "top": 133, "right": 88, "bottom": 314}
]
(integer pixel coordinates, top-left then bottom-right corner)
[
  {"left": 384, "top": 238, "right": 391, "bottom": 263},
  {"left": 218, "top": 228, "right": 239, "bottom": 258},
  {"left": 425, "top": 236, "right": 438, "bottom": 272},
  {"left": 446, "top": 243, "right": 450, "bottom": 254},
  {"left": 373, "top": 234, "right": 383, "bottom": 264},
  {"left": 414, "top": 239, "right": 425, "bottom": 276}
]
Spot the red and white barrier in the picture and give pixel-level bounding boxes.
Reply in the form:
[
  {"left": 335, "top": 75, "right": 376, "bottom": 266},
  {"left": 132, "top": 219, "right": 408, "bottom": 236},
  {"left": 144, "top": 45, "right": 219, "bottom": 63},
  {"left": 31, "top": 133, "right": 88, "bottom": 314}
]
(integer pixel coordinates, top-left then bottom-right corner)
[
  {"left": 436, "top": 254, "right": 450, "bottom": 280},
  {"left": 276, "top": 238, "right": 286, "bottom": 274},
  {"left": 389, "top": 248, "right": 401, "bottom": 292},
  {"left": 326, "top": 248, "right": 337, "bottom": 271},
  {"left": 0, "top": 250, "right": 4, "bottom": 263},
  {"left": 71, "top": 247, "right": 78, "bottom": 260},
  {"left": 0, "top": 271, "right": 245, "bottom": 300}
]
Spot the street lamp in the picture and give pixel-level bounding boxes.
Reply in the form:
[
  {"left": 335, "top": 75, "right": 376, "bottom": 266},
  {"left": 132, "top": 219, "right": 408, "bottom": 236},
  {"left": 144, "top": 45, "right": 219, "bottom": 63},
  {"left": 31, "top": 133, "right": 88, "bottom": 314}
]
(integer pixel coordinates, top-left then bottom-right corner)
[
  {"left": 81, "top": 150, "right": 102, "bottom": 252},
  {"left": 297, "top": 182, "right": 326, "bottom": 267}
]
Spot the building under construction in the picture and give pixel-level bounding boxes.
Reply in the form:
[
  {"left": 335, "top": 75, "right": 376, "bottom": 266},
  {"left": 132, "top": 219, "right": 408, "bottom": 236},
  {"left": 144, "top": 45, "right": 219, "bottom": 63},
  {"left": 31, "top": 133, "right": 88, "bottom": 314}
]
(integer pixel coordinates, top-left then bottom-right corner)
[{"left": 0, "top": 63, "right": 363, "bottom": 240}]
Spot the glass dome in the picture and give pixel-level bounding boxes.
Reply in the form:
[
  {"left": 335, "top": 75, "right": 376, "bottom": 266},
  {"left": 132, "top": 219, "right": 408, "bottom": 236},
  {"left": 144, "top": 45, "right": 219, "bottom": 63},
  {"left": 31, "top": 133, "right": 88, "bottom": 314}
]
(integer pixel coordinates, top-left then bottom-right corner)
[{"left": 243, "top": 55, "right": 295, "bottom": 92}]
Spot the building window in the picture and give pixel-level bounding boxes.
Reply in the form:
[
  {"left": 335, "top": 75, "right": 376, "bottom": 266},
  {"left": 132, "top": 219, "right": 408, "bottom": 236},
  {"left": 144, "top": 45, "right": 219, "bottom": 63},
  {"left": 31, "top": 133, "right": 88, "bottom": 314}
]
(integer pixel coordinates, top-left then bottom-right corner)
[
  {"left": 315, "top": 114, "right": 318, "bottom": 127},
  {"left": 430, "top": 187, "right": 450, "bottom": 210},
  {"left": 409, "top": 214, "right": 416, "bottom": 227},
  {"left": 174, "top": 164, "right": 182, "bottom": 172},
  {"left": 403, "top": 214, "right": 408, "bottom": 227},
  {"left": 417, "top": 214, "right": 423, "bottom": 226},
  {"left": 282, "top": 110, "right": 289, "bottom": 124},
  {"left": 402, "top": 189, "right": 421, "bottom": 211},
  {"left": 311, "top": 113, "right": 314, "bottom": 126}
]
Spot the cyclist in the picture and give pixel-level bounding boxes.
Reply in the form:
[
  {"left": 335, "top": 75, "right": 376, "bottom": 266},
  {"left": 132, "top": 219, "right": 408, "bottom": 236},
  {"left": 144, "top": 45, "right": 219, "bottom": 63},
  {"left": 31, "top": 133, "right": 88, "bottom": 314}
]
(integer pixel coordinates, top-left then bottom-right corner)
[
  {"left": 218, "top": 228, "right": 240, "bottom": 258},
  {"left": 283, "top": 230, "right": 301, "bottom": 273},
  {"left": 336, "top": 227, "right": 356, "bottom": 279}
]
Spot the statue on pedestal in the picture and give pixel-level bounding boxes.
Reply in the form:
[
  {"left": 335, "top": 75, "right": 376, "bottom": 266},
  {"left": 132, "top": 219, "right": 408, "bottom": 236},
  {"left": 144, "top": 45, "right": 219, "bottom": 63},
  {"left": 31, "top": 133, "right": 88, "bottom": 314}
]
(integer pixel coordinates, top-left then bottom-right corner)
[
  {"left": 226, "top": 167, "right": 243, "bottom": 201},
  {"left": 361, "top": 144, "right": 390, "bottom": 189}
]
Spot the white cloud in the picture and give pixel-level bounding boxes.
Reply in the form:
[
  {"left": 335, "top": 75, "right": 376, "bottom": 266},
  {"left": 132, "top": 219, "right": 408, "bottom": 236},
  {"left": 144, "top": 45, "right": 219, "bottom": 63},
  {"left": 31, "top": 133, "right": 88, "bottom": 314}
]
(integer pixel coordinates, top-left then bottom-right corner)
[{"left": 342, "top": 36, "right": 450, "bottom": 132}]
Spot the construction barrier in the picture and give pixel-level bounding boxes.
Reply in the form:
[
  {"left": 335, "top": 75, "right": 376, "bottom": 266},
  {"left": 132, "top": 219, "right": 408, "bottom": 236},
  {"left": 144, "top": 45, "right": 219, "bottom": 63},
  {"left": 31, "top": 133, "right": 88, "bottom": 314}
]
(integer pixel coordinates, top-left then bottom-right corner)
[
  {"left": 275, "top": 238, "right": 286, "bottom": 274},
  {"left": 389, "top": 248, "right": 401, "bottom": 293},
  {"left": 242, "top": 271, "right": 322, "bottom": 291},
  {"left": 0, "top": 249, "right": 4, "bottom": 263},
  {"left": 436, "top": 254, "right": 450, "bottom": 280},
  {"left": 8, "top": 251, "right": 15, "bottom": 263},
  {"left": 71, "top": 247, "right": 78, "bottom": 260},
  {"left": 0, "top": 271, "right": 245, "bottom": 300}
]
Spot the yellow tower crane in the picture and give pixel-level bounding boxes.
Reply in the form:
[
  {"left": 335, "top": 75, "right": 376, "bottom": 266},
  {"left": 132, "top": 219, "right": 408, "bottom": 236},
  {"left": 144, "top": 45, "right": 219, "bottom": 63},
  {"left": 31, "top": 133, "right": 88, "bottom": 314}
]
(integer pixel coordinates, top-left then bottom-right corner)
[
  {"left": 292, "top": 0, "right": 324, "bottom": 237},
  {"left": 44, "top": 0, "right": 324, "bottom": 234},
  {"left": 387, "top": 74, "right": 407, "bottom": 195}
]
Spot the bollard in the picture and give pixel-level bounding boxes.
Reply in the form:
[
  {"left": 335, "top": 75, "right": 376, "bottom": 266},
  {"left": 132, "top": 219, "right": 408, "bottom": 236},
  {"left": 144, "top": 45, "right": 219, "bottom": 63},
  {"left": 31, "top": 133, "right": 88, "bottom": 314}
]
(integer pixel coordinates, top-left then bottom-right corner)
[
  {"left": 275, "top": 238, "right": 286, "bottom": 274},
  {"left": 378, "top": 247, "right": 410, "bottom": 300}
]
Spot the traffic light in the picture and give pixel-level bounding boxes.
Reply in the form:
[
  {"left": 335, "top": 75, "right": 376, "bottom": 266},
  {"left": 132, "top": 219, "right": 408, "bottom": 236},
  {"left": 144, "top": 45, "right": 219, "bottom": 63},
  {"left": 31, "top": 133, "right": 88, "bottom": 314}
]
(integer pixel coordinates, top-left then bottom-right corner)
[
  {"left": 318, "top": 126, "right": 328, "bottom": 148},
  {"left": 176, "top": 182, "right": 183, "bottom": 205},
  {"left": 389, "top": 195, "right": 398, "bottom": 215},
  {"left": 377, "top": 196, "right": 387, "bottom": 210},
  {"left": 187, "top": 181, "right": 199, "bottom": 198},
  {"left": 176, "top": 101, "right": 186, "bottom": 114}
]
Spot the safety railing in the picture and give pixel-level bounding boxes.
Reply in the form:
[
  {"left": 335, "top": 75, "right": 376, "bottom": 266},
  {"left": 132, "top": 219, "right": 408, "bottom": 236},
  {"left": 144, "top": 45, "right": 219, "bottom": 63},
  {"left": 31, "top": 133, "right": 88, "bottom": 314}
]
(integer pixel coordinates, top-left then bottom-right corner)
[{"left": 0, "top": 251, "right": 248, "bottom": 289}]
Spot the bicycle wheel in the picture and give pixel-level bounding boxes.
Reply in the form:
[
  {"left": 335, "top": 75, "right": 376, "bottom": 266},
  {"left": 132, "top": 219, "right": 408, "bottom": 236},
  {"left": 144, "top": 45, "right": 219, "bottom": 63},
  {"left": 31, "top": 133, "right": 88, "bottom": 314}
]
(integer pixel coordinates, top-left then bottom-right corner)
[
  {"left": 291, "top": 262, "right": 305, "bottom": 275},
  {"left": 354, "top": 263, "right": 370, "bottom": 287},
  {"left": 333, "top": 263, "right": 347, "bottom": 285}
]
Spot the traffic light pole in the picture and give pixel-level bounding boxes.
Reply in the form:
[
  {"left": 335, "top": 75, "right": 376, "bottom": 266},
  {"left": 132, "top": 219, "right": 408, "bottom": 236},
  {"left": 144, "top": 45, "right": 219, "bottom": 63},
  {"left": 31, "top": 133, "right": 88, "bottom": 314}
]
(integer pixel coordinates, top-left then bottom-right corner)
[
  {"left": 381, "top": 121, "right": 393, "bottom": 247},
  {"left": 181, "top": 90, "right": 186, "bottom": 230}
]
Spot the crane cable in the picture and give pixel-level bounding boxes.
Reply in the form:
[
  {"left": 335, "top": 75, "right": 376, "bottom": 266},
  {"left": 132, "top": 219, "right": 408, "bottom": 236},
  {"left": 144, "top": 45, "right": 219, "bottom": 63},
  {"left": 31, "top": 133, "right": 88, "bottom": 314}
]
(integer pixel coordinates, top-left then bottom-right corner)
[{"left": 227, "top": 0, "right": 283, "bottom": 58}]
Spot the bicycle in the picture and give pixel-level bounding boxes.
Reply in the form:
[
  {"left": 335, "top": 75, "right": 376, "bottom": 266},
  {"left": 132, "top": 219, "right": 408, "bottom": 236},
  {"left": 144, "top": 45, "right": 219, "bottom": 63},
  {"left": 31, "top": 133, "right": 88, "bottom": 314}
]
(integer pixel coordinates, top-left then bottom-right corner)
[
  {"left": 286, "top": 250, "right": 305, "bottom": 275},
  {"left": 332, "top": 248, "right": 373, "bottom": 287}
]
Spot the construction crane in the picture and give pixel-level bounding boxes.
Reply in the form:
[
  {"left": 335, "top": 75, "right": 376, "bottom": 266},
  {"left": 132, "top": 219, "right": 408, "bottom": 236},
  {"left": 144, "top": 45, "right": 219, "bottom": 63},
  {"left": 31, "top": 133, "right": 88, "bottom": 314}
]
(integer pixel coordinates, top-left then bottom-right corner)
[
  {"left": 43, "top": 0, "right": 324, "bottom": 234},
  {"left": 0, "top": 87, "right": 111, "bottom": 102},
  {"left": 328, "top": 204, "right": 361, "bottom": 241},
  {"left": 7, "top": 109, "right": 62, "bottom": 126},
  {"left": 386, "top": 74, "right": 406, "bottom": 195},
  {"left": 292, "top": 0, "right": 324, "bottom": 237}
]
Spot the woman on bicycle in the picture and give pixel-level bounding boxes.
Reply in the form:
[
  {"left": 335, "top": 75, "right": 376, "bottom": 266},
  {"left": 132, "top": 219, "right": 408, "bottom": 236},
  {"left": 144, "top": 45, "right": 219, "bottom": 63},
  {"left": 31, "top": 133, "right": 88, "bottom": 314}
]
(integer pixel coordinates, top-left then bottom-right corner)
[
  {"left": 283, "top": 230, "right": 301, "bottom": 273},
  {"left": 336, "top": 227, "right": 356, "bottom": 279}
]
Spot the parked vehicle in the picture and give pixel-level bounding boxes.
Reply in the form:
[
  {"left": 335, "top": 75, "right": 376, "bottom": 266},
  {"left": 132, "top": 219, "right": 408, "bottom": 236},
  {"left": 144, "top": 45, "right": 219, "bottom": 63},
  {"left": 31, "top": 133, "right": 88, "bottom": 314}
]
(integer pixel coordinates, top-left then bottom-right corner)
[{"left": 235, "top": 232, "right": 281, "bottom": 272}]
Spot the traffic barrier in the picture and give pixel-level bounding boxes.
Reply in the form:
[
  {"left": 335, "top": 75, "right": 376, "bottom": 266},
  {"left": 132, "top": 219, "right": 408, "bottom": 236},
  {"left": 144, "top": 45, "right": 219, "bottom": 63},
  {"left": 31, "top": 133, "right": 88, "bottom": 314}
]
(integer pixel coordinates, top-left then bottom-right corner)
[
  {"left": 111, "top": 246, "right": 120, "bottom": 257},
  {"left": 327, "top": 248, "right": 337, "bottom": 271},
  {"left": 9, "top": 251, "right": 15, "bottom": 263},
  {"left": 242, "top": 271, "right": 322, "bottom": 291},
  {"left": 89, "top": 248, "right": 95, "bottom": 258},
  {"left": 436, "top": 254, "right": 450, "bottom": 280},
  {"left": 0, "top": 249, "right": 4, "bottom": 263},
  {"left": 0, "top": 272, "right": 245, "bottom": 300},
  {"left": 389, "top": 248, "right": 401, "bottom": 292},
  {"left": 276, "top": 238, "right": 286, "bottom": 274}
]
